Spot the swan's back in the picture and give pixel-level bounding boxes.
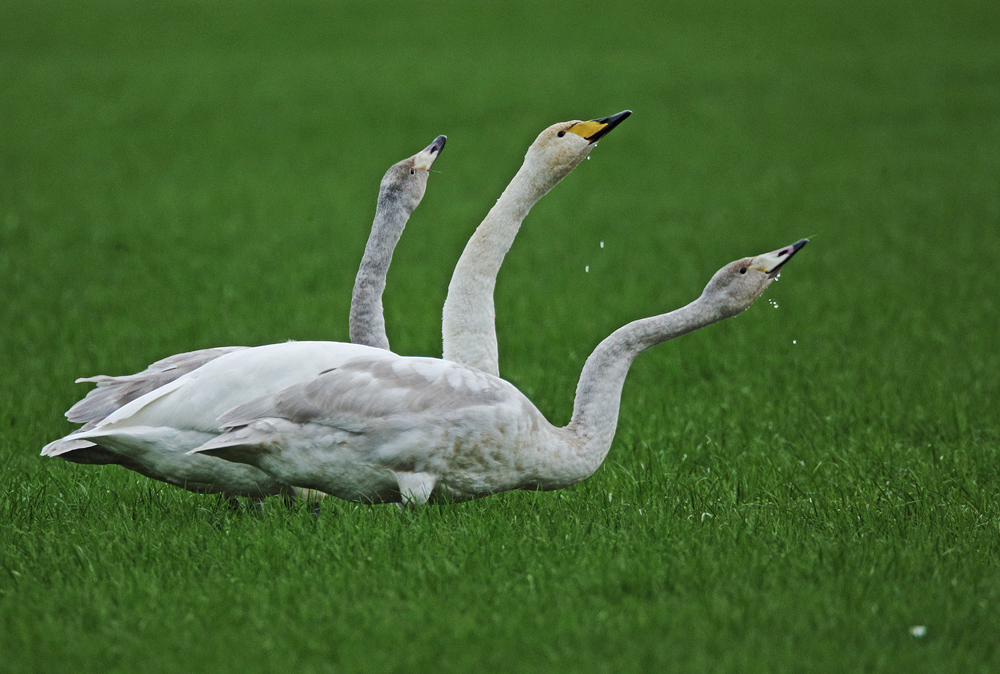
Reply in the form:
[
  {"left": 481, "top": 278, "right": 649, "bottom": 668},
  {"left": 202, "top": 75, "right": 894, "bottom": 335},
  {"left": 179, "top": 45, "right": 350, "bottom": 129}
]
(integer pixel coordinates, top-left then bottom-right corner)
[
  {"left": 95, "top": 341, "right": 394, "bottom": 433},
  {"left": 65, "top": 347, "right": 247, "bottom": 429}
]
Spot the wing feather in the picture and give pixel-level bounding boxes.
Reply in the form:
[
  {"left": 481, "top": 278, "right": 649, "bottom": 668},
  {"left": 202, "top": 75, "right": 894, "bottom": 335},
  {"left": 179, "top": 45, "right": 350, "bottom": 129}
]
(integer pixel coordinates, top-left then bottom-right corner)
[
  {"left": 216, "top": 356, "right": 511, "bottom": 433},
  {"left": 66, "top": 346, "right": 247, "bottom": 426}
]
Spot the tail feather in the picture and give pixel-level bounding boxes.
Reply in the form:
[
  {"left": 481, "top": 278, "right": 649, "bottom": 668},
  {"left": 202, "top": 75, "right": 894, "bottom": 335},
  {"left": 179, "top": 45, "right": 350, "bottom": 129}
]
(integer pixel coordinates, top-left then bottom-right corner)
[
  {"left": 41, "top": 437, "right": 96, "bottom": 457},
  {"left": 41, "top": 435, "right": 172, "bottom": 481},
  {"left": 188, "top": 427, "right": 275, "bottom": 465}
]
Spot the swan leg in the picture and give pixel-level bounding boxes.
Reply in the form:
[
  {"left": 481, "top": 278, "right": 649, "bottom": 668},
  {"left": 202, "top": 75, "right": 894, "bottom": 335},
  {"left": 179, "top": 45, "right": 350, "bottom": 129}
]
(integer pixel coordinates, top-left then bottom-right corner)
[
  {"left": 291, "top": 487, "right": 325, "bottom": 518},
  {"left": 221, "top": 494, "right": 266, "bottom": 515},
  {"left": 392, "top": 471, "right": 436, "bottom": 509},
  {"left": 249, "top": 496, "right": 266, "bottom": 515}
]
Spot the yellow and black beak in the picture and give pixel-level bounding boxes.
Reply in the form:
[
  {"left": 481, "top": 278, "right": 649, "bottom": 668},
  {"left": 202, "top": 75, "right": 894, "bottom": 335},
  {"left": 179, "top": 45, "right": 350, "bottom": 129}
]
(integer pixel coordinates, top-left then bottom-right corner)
[{"left": 566, "top": 110, "right": 632, "bottom": 144}]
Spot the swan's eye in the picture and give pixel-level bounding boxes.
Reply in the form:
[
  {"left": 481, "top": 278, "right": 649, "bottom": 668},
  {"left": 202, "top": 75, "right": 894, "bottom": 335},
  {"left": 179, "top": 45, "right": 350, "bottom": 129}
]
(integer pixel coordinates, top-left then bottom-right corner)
[
  {"left": 739, "top": 267, "right": 747, "bottom": 274},
  {"left": 410, "top": 169, "right": 415, "bottom": 175},
  {"left": 557, "top": 131, "right": 566, "bottom": 137}
]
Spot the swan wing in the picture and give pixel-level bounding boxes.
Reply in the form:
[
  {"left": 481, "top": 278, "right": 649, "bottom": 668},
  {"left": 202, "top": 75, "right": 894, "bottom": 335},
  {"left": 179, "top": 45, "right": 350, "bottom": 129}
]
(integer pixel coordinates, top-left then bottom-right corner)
[
  {"left": 192, "top": 355, "right": 549, "bottom": 502},
  {"left": 66, "top": 346, "right": 248, "bottom": 426},
  {"left": 215, "top": 356, "right": 511, "bottom": 433},
  {"left": 84, "top": 341, "right": 390, "bottom": 433}
]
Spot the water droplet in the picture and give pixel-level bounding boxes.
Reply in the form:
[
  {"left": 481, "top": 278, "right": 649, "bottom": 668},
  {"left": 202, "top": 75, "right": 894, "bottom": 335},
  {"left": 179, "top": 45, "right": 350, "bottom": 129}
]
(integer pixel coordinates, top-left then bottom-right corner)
[
  {"left": 600, "top": 241, "right": 604, "bottom": 248},
  {"left": 585, "top": 265, "right": 589, "bottom": 272},
  {"left": 792, "top": 339, "right": 797, "bottom": 345}
]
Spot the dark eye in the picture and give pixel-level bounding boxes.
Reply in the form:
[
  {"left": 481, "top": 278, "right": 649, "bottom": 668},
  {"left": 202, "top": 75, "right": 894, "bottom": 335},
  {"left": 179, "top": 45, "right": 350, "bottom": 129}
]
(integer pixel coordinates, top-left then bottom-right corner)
[
  {"left": 410, "top": 169, "right": 415, "bottom": 175},
  {"left": 557, "top": 131, "right": 566, "bottom": 137},
  {"left": 739, "top": 267, "right": 747, "bottom": 274}
]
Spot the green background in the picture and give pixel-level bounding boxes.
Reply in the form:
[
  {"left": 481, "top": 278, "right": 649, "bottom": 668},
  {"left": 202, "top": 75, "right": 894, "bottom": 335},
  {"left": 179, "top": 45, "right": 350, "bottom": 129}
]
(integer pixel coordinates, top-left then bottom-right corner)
[{"left": 2, "top": 1, "right": 997, "bottom": 672}]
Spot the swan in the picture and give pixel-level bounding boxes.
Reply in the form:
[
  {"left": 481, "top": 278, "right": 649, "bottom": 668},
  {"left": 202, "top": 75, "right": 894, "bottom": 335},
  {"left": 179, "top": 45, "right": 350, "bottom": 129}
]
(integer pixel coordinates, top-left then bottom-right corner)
[
  {"left": 351, "top": 135, "right": 447, "bottom": 350},
  {"left": 40, "top": 110, "right": 630, "bottom": 491},
  {"left": 442, "top": 110, "right": 631, "bottom": 377},
  {"left": 185, "top": 239, "right": 808, "bottom": 506},
  {"left": 41, "top": 136, "right": 447, "bottom": 497}
]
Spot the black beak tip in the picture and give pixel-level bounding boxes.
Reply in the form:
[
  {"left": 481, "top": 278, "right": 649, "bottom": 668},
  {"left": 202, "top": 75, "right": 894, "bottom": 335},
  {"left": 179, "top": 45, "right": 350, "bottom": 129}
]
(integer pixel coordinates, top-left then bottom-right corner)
[
  {"left": 586, "top": 109, "right": 633, "bottom": 143},
  {"left": 598, "top": 110, "right": 633, "bottom": 124}
]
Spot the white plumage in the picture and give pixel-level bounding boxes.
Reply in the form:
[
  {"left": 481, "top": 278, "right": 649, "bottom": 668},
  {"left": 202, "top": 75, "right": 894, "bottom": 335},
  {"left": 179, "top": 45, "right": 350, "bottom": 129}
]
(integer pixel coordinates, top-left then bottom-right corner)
[{"left": 442, "top": 111, "right": 631, "bottom": 376}]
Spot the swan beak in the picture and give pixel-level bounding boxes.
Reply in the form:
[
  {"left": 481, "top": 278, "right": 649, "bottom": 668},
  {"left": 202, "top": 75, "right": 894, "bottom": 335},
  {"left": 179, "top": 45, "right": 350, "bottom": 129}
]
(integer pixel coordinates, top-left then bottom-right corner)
[
  {"left": 413, "top": 135, "right": 447, "bottom": 170},
  {"left": 566, "top": 110, "right": 632, "bottom": 144},
  {"left": 754, "top": 238, "right": 808, "bottom": 278}
]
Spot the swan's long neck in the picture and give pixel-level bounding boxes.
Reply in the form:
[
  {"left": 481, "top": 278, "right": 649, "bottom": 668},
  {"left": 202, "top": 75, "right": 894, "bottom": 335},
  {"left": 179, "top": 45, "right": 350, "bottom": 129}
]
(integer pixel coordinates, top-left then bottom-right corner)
[
  {"left": 350, "top": 193, "right": 413, "bottom": 351},
  {"left": 441, "top": 159, "right": 567, "bottom": 377},
  {"left": 563, "top": 296, "right": 725, "bottom": 476}
]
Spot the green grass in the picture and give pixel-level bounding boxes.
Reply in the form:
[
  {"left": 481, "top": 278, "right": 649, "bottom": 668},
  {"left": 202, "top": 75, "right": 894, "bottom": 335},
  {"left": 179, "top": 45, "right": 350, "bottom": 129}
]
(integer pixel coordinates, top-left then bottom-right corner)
[{"left": 2, "top": 0, "right": 999, "bottom": 672}]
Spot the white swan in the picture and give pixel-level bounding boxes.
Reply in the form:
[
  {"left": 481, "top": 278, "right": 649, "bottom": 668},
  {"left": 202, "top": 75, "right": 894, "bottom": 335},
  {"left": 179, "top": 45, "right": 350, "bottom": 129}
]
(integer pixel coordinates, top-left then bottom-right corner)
[
  {"left": 187, "top": 240, "right": 808, "bottom": 506},
  {"left": 41, "top": 136, "right": 447, "bottom": 496},
  {"left": 442, "top": 110, "right": 631, "bottom": 377}
]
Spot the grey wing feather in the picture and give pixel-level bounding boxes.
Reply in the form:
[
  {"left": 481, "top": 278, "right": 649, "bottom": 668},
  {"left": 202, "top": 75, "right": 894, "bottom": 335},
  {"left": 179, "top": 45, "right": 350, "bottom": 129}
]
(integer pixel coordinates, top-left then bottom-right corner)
[
  {"left": 217, "top": 356, "right": 510, "bottom": 432},
  {"left": 66, "top": 346, "right": 247, "bottom": 426}
]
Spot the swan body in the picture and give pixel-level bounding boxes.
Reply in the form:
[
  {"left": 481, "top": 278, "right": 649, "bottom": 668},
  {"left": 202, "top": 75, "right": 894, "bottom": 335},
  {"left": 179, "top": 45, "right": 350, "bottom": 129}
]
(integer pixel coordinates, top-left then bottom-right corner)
[
  {"left": 442, "top": 111, "right": 631, "bottom": 377},
  {"left": 190, "top": 240, "right": 808, "bottom": 506},
  {"left": 47, "top": 341, "right": 391, "bottom": 496},
  {"left": 42, "top": 136, "right": 446, "bottom": 496}
]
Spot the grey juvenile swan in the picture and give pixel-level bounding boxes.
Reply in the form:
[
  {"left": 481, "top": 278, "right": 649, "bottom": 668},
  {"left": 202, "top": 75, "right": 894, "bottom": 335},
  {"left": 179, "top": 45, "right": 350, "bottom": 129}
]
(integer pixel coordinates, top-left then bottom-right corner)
[
  {"left": 186, "top": 239, "right": 808, "bottom": 506},
  {"left": 42, "top": 136, "right": 447, "bottom": 498}
]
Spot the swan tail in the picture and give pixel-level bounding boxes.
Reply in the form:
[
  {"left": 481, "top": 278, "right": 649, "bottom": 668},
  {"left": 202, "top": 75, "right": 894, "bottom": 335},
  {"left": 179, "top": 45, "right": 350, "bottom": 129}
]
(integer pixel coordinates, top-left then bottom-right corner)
[
  {"left": 187, "top": 427, "right": 275, "bottom": 465},
  {"left": 41, "top": 437, "right": 133, "bottom": 467},
  {"left": 41, "top": 436, "right": 100, "bottom": 458}
]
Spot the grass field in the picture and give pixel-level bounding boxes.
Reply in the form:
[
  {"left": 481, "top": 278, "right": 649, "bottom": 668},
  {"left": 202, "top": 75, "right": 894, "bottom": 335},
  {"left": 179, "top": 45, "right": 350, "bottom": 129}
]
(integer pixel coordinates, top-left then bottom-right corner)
[{"left": 2, "top": 0, "right": 999, "bottom": 671}]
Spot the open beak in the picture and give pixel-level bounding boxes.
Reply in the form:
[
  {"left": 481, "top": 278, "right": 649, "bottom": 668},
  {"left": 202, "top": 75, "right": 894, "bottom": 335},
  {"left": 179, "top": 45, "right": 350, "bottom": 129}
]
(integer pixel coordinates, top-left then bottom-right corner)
[
  {"left": 413, "top": 135, "right": 447, "bottom": 170},
  {"left": 755, "top": 238, "right": 808, "bottom": 278},
  {"left": 567, "top": 110, "right": 632, "bottom": 144}
]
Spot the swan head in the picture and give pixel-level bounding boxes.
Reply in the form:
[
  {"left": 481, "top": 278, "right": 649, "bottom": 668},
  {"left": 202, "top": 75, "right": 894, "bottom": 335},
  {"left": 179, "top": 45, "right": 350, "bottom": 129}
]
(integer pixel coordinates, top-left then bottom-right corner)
[
  {"left": 378, "top": 135, "right": 447, "bottom": 214},
  {"left": 700, "top": 239, "right": 808, "bottom": 317},
  {"left": 522, "top": 110, "right": 631, "bottom": 187}
]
